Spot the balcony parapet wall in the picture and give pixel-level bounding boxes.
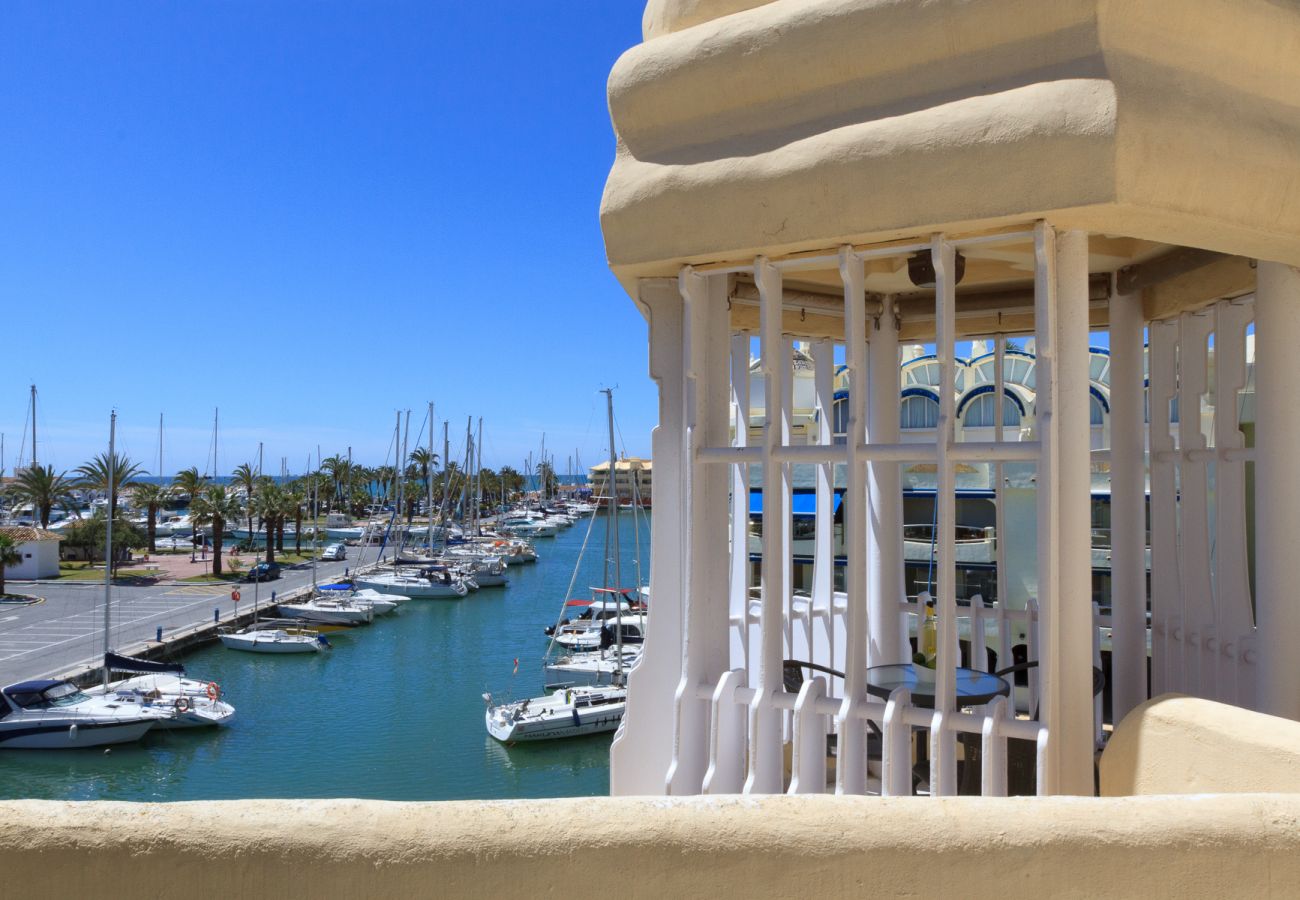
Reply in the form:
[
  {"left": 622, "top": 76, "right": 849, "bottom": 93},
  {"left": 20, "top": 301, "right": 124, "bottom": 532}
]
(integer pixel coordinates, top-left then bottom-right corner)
[{"left": 3, "top": 794, "right": 1300, "bottom": 898}]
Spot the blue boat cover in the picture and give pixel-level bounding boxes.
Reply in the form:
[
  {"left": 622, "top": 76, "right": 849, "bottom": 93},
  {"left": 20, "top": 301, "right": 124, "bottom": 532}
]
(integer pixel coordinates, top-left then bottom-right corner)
[
  {"left": 3, "top": 679, "right": 62, "bottom": 693},
  {"left": 105, "top": 652, "right": 185, "bottom": 675},
  {"left": 749, "top": 490, "right": 844, "bottom": 517},
  {"left": 318, "top": 583, "right": 351, "bottom": 591}
]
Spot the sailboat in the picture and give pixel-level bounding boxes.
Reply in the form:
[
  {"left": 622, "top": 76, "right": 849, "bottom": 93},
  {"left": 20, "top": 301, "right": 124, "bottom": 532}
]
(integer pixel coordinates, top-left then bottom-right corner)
[
  {"left": 486, "top": 389, "right": 634, "bottom": 742},
  {"left": 221, "top": 475, "right": 333, "bottom": 651},
  {"left": 356, "top": 407, "right": 471, "bottom": 599},
  {"left": 87, "top": 414, "right": 234, "bottom": 727}
]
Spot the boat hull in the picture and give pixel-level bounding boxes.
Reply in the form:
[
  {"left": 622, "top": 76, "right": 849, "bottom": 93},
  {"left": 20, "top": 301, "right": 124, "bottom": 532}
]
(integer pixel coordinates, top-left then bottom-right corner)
[
  {"left": 0, "top": 718, "right": 155, "bottom": 750},
  {"left": 219, "top": 632, "right": 320, "bottom": 653}
]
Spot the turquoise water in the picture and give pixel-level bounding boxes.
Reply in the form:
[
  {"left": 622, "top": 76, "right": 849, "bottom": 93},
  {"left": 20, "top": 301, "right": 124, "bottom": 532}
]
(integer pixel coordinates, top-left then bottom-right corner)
[{"left": 0, "top": 512, "right": 650, "bottom": 801}]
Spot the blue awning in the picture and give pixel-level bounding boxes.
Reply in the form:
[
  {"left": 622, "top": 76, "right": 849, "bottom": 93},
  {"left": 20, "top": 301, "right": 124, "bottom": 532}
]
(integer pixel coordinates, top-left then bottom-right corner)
[{"left": 749, "top": 490, "right": 843, "bottom": 517}]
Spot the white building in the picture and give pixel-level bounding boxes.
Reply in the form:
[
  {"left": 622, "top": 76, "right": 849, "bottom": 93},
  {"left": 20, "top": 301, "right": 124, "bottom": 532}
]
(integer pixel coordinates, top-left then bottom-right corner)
[
  {"left": 0, "top": 526, "right": 62, "bottom": 579},
  {"left": 600, "top": 0, "right": 1300, "bottom": 801}
]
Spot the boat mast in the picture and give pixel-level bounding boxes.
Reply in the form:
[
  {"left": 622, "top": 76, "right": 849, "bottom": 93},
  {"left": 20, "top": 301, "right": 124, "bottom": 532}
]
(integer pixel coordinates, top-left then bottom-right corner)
[
  {"left": 30, "top": 384, "right": 36, "bottom": 470},
  {"left": 102, "top": 410, "right": 116, "bottom": 689},
  {"left": 475, "top": 417, "right": 483, "bottom": 535},
  {"left": 460, "top": 417, "right": 472, "bottom": 529},
  {"left": 158, "top": 413, "right": 164, "bottom": 477},
  {"left": 310, "top": 451, "right": 318, "bottom": 591},
  {"left": 426, "top": 401, "right": 435, "bottom": 553},
  {"left": 440, "top": 422, "right": 451, "bottom": 552},
  {"left": 602, "top": 389, "right": 624, "bottom": 673}
]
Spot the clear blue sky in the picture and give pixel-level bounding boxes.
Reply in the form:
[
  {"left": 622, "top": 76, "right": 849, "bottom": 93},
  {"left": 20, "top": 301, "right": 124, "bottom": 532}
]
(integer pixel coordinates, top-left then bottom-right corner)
[{"left": 0, "top": 2, "right": 649, "bottom": 478}]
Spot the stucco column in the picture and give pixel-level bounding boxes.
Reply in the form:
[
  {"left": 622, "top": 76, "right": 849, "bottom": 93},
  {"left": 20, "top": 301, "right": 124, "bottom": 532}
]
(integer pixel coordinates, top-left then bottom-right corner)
[
  {"left": 611, "top": 278, "right": 685, "bottom": 795},
  {"left": 667, "top": 268, "right": 732, "bottom": 794},
  {"left": 1108, "top": 285, "right": 1148, "bottom": 723},
  {"left": 867, "top": 295, "right": 905, "bottom": 666},
  {"left": 1254, "top": 261, "right": 1300, "bottom": 720},
  {"left": 1037, "top": 226, "right": 1096, "bottom": 795}
]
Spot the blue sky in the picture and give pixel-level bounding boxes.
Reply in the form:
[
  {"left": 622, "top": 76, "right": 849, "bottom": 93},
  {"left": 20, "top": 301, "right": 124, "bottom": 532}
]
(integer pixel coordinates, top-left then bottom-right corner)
[{"left": 0, "top": 2, "right": 649, "bottom": 478}]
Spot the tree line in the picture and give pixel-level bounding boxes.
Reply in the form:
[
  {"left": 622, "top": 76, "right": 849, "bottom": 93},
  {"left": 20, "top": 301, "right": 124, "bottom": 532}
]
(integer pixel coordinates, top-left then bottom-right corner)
[{"left": 2, "top": 451, "right": 531, "bottom": 577}]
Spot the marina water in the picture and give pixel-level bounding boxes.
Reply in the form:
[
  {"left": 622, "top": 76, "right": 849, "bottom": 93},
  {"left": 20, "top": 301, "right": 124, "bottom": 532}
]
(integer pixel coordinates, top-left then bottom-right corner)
[{"left": 0, "top": 512, "right": 649, "bottom": 801}]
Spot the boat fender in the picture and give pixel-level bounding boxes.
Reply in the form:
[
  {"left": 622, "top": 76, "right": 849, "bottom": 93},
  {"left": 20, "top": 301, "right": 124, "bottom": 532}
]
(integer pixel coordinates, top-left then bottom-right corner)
[
  {"left": 571, "top": 708, "right": 581, "bottom": 729},
  {"left": 174, "top": 696, "right": 192, "bottom": 713},
  {"left": 206, "top": 681, "right": 221, "bottom": 701},
  {"left": 68, "top": 723, "right": 78, "bottom": 741}
]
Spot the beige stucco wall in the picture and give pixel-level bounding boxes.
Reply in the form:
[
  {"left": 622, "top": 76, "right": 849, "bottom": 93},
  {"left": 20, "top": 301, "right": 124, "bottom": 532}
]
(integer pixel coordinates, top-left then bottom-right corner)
[
  {"left": 603, "top": 0, "right": 1300, "bottom": 287},
  {"left": 3, "top": 794, "right": 1300, "bottom": 898},
  {"left": 1101, "top": 694, "right": 1300, "bottom": 797}
]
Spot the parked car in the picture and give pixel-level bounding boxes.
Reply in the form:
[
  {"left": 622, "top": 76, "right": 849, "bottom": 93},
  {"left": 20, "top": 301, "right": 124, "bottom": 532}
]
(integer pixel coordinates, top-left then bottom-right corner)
[
  {"left": 243, "top": 562, "right": 281, "bottom": 582},
  {"left": 320, "top": 543, "right": 346, "bottom": 561}
]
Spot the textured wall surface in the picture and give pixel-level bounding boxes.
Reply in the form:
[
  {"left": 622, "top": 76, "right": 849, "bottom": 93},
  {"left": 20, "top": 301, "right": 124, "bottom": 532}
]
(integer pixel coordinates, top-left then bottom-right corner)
[
  {"left": 1101, "top": 694, "right": 1300, "bottom": 796},
  {"left": 602, "top": 0, "right": 1300, "bottom": 285},
  {"left": 3, "top": 794, "right": 1300, "bottom": 898}
]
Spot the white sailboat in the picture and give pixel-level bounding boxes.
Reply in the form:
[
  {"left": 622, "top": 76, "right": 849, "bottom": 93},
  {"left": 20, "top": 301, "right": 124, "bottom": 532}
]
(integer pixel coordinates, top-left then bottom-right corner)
[
  {"left": 487, "top": 389, "right": 633, "bottom": 743},
  {"left": 484, "top": 685, "right": 627, "bottom": 742},
  {"left": 219, "top": 625, "right": 325, "bottom": 654},
  {"left": 85, "top": 653, "right": 235, "bottom": 728}
]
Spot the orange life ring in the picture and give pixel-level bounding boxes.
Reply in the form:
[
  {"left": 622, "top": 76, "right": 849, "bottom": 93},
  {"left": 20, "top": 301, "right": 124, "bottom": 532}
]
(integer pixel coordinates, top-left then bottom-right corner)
[
  {"left": 206, "top": 682, "right": 220, "bottom": 701},
  {"left": 231, "top": 589, "right": 241, "bottom": 602}
]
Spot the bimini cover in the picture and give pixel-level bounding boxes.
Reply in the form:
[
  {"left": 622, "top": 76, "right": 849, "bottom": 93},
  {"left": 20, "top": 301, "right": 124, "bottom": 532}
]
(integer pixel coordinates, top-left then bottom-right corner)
[{"left": 105, "top": 652, "right": 184, "bottom": 675}]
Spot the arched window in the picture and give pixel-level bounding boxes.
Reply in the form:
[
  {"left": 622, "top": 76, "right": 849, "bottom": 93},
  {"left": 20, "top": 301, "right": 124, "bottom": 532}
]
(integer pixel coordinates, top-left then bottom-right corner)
[
  {"left": 900, "top": 393, "right": 940, "bottom": 429},
  {"left": 1090, "top": 394, "right": 1106, "bottom": 426},
  {"left": 963, "top": 393, "right": 1023, "bottom": 428}
]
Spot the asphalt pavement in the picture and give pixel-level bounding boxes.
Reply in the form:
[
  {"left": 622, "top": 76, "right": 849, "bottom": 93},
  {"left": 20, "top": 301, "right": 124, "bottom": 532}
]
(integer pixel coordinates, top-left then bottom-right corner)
[{"left": 0, "top": 557, "right": 357, "bottom": 686}]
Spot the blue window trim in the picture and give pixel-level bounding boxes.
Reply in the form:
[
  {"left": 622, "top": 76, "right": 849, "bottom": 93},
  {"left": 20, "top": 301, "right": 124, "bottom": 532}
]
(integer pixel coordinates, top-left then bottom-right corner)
[{"left": 955, "top": 385, "right": 1027, "bottom": 418}]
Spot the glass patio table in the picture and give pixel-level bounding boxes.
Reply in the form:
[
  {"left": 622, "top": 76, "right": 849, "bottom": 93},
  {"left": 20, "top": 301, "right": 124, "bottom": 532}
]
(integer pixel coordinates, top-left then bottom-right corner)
[{"left": 865, "top": 663, "right": 1010, "bottom": 709}]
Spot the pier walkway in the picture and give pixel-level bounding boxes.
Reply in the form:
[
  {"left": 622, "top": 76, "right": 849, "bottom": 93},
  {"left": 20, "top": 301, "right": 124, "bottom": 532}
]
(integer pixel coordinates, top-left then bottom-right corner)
[{"left": 0, "top": 558, "right": 356, "bottom": 686}]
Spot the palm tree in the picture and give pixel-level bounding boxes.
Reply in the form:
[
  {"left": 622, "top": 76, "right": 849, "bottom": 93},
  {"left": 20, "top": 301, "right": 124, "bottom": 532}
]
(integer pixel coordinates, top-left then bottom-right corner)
[
  {"left": 172, "top": 467, "right": 207, "bottom": 554},
  {"left": 536, "top": 459, "right": 557, "bottom": 500},
  {"left": 285, "top": 485, "right": 307, "bottom": 556},
  {"left": 130, "top": 483, "right": 172, "bottom": 553},
  {"left": 75, "top": 452, "right": 145, "bottom": 515},
  {"left": 0, "top": 533, "right": 21, "bottom": 596},
  {"left": 190, "top": 485, "right": 243, "bottom": 577},
  {"left": 7, "top": 464, "right": 78, "bottom": 528},
  {"left": 232, "top": 462, "right": 258, "bottom": 544},
  {"left": 252, "top": 480, "right": 287, "bottom": 564}
]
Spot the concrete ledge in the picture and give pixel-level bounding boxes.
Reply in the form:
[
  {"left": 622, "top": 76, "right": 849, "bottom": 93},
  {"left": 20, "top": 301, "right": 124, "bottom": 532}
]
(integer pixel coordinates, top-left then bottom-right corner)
[
  {"left": 1101, "top": 694, "right": 1300, "bottom": 796},
  {"left": 2, "top": 795, "right": 1300, "bottom": 898}
]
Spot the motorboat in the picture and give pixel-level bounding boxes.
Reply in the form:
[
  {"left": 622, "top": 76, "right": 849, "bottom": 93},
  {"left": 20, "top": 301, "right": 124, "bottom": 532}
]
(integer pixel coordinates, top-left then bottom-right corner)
[
  {"left": 0, "top": 679, "right": 172, "bottom": 749},
  {"left": 552, "top": 618, "right": 647, "bottom": 653},
  {"left": 500, "top": 516, "right": 558, "bottom": 538},
  {"left": 277, "top": 595, "right": 374, "bottom": 626},
  {"left": 485, "top": 685, "right": 626, "bottom": 742},
  {"left": 83, "top": 653, "right": 236, "bottom": 728},
  {"left": 219, "top": 625, "right": 327, "bottom": 653},
  {"left": 543, "top": 588, "right": 647, "bottom": 637},
  {"left": 544, "top": 646, "right": 642, "bottom": 688},
  {"left": 355, "top": 568, "right": 469, "bottom": 599},
  {"left": 316, "top": 584, "right": 403, "bottom": 615}
]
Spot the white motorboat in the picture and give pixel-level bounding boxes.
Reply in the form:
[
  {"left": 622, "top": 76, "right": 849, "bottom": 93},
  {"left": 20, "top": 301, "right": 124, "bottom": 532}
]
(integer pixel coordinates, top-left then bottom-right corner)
[
  {"left": 355, "top": 569, "right": 469, "bottom": 599},
  {"left": 219, "top": 626, "right": 326, "bottom": 653},
  {"left": 500, "top": 516, "right": 558, "bottom": 538},
  {"left": 84, "top": 654, "right": 236, "bottom": 728},
  {"left": 277, "top": 595, "right": 374, "bottom": 626},
  {"left": 485, "top": 685, "right": 627, "bottom": 742},
  {"left": 0, "top": 679, "right": 172, "bottom": 749},
  {"left": 552, "top": 617, "right": 647, "bottom": 653},
  {"left": 315, "top": 585, "right": 403, "bottom": 615},
  {"left": 544, "top": 646, "right": 642, "bottom": 688}
]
